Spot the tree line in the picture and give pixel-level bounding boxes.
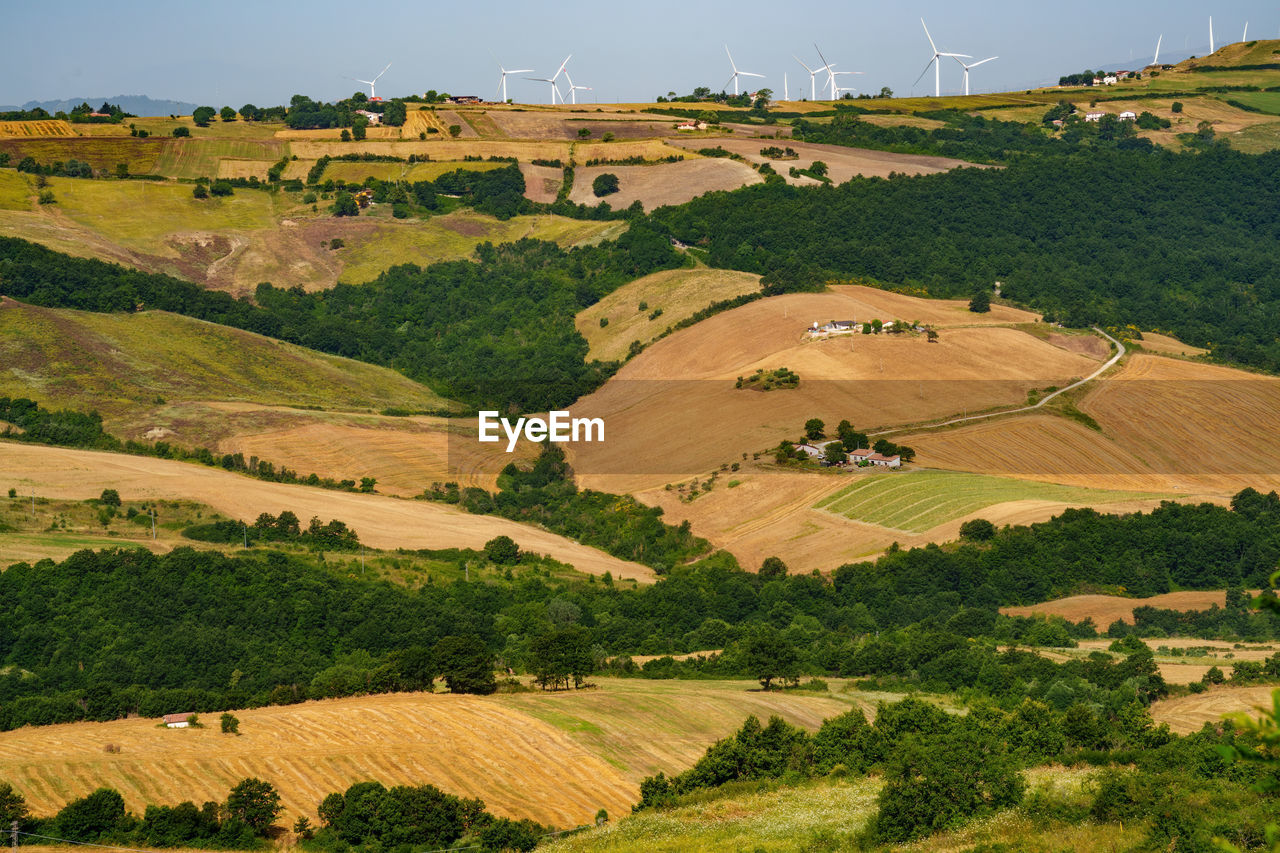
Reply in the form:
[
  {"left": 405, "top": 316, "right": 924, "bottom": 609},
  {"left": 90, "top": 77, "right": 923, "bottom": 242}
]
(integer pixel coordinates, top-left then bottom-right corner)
[
  {"left": 4, "top": 489, "right": 1279, "bottom": 729},
  {"left": 651, "top": 146, "right": 1280, "bottom": 375}
]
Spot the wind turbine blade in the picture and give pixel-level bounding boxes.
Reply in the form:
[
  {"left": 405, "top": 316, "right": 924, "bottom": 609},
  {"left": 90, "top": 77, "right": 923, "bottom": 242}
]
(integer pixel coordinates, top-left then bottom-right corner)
[
  {"left": 374, "top": 63, "right": 391, "bottom": 82},
  {"left": 1154, "top": 34, "right": 1162, "bottom": 65},
  {"left": 508, "top": 69, "right": 534, "bottom": 75},
  {"left": 813, "top": 43, "right": 831, "bottom": 71},
  {"left": 795, "top": 56, "right": 813, "bottom": 73},
  {"left": 725, "top": 74, "right": 738, "bottom": 91},
  {"left": 725, "top": 45, "right": 737, "bottom": 72},
  {"left": 970, "top": 56, "right": 998, "bottom": 68},
  {"left": 939, "top": 53, "right": 971, "bottom": 58},
  {"left": 912, "top": 58, "right": 936, "bottom": 89},
  {"left": 921, "top": 18, "right": 937, "bottom": 54},
  {"left": 741, "top": 71, "right": 765, "bottom": 78}
]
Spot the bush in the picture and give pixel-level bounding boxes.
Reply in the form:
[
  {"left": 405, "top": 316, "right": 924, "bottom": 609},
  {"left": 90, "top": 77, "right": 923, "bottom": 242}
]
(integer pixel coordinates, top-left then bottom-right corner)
[
  {"left": 593, "top": 173, "right": 620, "bottom": 197},
  {"left": 959, "top": 518, "right": 996, "bottom": 541},
  {"left": 99, "top": 488, "right": 121, "bottom": 507},
  {"left": 484, "top": 535, "right": 519, "bottom": 564}
]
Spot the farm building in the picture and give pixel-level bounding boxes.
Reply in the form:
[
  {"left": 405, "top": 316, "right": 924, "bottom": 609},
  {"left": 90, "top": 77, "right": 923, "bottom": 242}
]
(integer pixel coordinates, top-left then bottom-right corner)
[
  {"left": 355, "top": 109, "right": 382, "bottom": 126},
  {"left": 849, "top": 448, "right": 873, "bottom": 463},
  {"left": 676, "top": 120, "right": 709, "bottom": 131},
  {"left": 867, "top": 452, "right": 901, "bottom": 468},
  {"left": 163, "top": 713, "right": 193, "bottom": 728},
  {"left": 808, "top": 319, "right": 862, "bottom": 337},
  {"left": 1085, "top": 112, "right": 1104, "bottom": 122},
  {"left": 795, "top": 443, "right": 825, "bottom": 459},
  {"left": 1119, "top": 111, "right": 1137, "bottom": 121}
]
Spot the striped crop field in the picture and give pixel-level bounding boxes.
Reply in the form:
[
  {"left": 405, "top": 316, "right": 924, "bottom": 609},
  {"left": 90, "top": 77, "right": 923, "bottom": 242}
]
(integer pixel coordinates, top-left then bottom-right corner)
[
  {"left": 0, "top": 137, "right": 166, "bottom": 172},
  {"left": 815, "top": 469, "right": 1161, "bottom": 533},
  {"left": 0, "top": 119, "right": 74, "bottom": 137},
  {"left": 151, "top": 138, "right": 286, "bottom": 179}
]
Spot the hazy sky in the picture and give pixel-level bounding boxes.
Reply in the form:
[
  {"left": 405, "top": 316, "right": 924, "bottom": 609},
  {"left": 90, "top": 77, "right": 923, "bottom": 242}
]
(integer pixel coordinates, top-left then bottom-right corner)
[{"left": 2, "top": 1, "right": 1276, "bottom": 107}]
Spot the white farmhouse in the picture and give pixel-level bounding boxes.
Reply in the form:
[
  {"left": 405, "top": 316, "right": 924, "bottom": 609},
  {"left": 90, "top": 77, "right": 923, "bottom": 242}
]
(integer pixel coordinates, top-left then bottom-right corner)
[{"left": 163, "top": 713, "right": 193, "bottom": 728}]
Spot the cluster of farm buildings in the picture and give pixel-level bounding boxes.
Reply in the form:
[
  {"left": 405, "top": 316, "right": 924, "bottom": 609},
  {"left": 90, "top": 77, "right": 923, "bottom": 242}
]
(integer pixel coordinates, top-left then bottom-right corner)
[
  {"left": 806, "top": 319, "right": 902, "bottom": 337},
  {"left": 794, "top": 443, "right": 903, "bottom": 469}
]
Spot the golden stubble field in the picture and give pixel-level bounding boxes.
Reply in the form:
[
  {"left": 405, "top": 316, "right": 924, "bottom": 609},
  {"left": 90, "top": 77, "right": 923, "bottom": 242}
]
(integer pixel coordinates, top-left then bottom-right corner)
[
  {"left": 1002, "top": 591, "right": 1263, "bottom": 626},
  {"left": 569, "top": 287, "right": 1095, "bottom": 495},
  {"left": 568, "top": 159, "right": 762, "bottom": 210},
  {"left": 0, "top": 680, "right": 869, "bottom": 829},
  {"left": 1152, "top": 684, "right": 1280, "bottom": 734},
  {"left": 0, "top": 442, "right": 650, "bottom": 581}
]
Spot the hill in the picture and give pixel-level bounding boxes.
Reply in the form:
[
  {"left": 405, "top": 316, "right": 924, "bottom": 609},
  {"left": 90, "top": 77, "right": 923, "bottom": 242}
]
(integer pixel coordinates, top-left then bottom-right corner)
[
  {"left": 0, "top": 298, "right": 453, "bottom": 422},
  {"left": 1176, "top": 39, "right": 1280, "bottom": 71},
  {"left": 576, "top": 266, "right": 762, "bottom": 362},
  {"left": 0, "top": 680, "right": 867, "bottom": 830},
  {"left": 0, "top": 442, "right": 650, "bottom": 580},
  {"left": 568, "top": 286, "right": 1095, "bottom": 495},
  {"left": 1, "top": 95, "right": 199, "bottom": 115}
]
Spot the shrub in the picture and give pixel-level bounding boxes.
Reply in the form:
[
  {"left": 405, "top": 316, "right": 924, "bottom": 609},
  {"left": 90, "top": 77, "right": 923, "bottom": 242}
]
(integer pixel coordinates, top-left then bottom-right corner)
[{"left": 593, "top": 173, "right": 620, "bottom": 197}]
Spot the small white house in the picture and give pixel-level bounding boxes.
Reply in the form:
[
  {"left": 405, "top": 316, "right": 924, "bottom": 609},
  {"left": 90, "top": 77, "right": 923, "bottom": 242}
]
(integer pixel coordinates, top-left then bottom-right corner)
[
  {"left": 355, "top": 109, "right": 382, "bottom": 126},
  {"left": 675, "top": 120, "right": 708, "bottom": 131},
  {"left": 867, "top": 452, "right": 902, "bottom": 469},
  {"left": 794, "top": 443, "right": 825, "bottom": 459},
  {"left": 1102, "top": 74, "right": 1119, "bottom": 86},
  {"left": 1085, "top": 112, "right": 1104, "bottom": 123},
  {"left": 1119, "top": 110, "right": 1137, "bottom": 121},
  {"left": 163, "top": 713, "right": 193, "bottom": 728},
  {"left": 849, "top": 448, "right": 873, "bottom": 463}
]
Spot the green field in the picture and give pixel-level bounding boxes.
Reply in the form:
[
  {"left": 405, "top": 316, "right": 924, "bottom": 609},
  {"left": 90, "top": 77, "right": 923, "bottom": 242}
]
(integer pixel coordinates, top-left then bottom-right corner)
[
  {"left": 815, "top": 470, "right": 1162, "bottom": 533},
  {"left": 1227, "top": 119, "right": 1280, "bottom": 152},
  {"left": 1219, "top": 91, "right": 1280, "bottom": 114},
  {"left": 0, "top": 169, "right": 32, "bottom": 209},
  {"left": 322, "top": 159, "right": 506, "bottom": 184},
  {"left": 47, "top": 176, "right": 281, "bottom": 250},
  {"left": 151, "top": 138, "right": 286, "bottom": 179},
  {"left": 338, "top": 211, "right": 625, "bottom": 283},
  {"left": 0, "top": 302, "right": 453, "bottom": 418}
]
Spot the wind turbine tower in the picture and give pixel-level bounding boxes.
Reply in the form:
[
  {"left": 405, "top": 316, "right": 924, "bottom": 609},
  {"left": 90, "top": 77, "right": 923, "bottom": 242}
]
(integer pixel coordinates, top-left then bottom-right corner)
[
  {"left": 1153, "top": 34, "right": 1162, "bottom": 66},
  {"left": 724, "top": 46, "right": 764, "bottom": 96},
  {"left": 1209, "top": 16, "right": 1215, "bottom": 53},
  {"left": 916, "top": 20, "right": 969, "bottom": 98},
  {"left": 795, "top": 56, "right": 823, "bottom": 100}
]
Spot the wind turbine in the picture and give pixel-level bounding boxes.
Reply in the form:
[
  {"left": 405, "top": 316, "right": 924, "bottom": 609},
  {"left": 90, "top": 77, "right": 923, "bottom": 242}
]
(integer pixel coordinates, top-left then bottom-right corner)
[
  {"left": 815, "top": 44, "right": 863, "bottom": 100},
  {"left": 830, "top": 70, "right": 861, "bottom": 99},
  {"left": 564, "top": 70, "right": 592, "bottom": 105},
  {"left": 795, "top": 55, "right": 825, "bottom": 100},
  {"left": 495, "top": 61, "right": 534, "bottom": 103},
  {"left": 1153, "top": 33, "right": 1162, "bottom": 66},
  {"left": 724, "top": 45, "right": 763, "bottom": 96},
  {"left": 954, "top": 56, "right": 997, "bottom": 96},
  {"left": 916, "top": 19, "right": 969, "bottom": 97},
  {"left": 525, "top": 55, "right": 571, "bottom": 105},
  {"left": 1244, "top": 21, "right": 1249, "bottom": 42},
  {"left": 349, "top": 62, "right": 391, "bottom": 100}
]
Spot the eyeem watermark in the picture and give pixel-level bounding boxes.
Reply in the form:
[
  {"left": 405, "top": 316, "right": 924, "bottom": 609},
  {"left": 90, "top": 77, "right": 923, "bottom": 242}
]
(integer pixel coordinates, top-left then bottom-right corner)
[{"left": 478, "top": 410, "right": 605, "bottom": 453}]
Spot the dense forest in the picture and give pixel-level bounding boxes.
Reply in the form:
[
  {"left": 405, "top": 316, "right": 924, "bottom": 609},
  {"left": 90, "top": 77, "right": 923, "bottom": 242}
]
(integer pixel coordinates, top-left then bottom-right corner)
[
  {"left": 652, "top": 146, "right": 1280, "bottom": 373},
  {"left": 0, "top": 230, "right": 680, "bottom": 411},
  {"left": 3, "top": 489, "right": 1278, "bottom": 730}
]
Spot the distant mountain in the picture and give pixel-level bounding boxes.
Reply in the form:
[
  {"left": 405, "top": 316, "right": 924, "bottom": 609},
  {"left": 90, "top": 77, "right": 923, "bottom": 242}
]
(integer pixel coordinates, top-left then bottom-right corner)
[{"left": 0, "top": 95, "right": 199, "bottom": 116}]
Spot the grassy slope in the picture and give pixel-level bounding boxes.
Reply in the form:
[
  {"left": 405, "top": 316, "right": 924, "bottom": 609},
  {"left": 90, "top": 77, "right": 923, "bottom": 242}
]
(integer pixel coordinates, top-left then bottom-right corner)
[
  {"left": 337, "top": 211, "right": 623, "bottom": 283},
  {"left": 545, "top": 766, "right": 1135, "bottom": 853},
  {"left": 576, "top": 266, "right": 762, "bottom": 362},
  {"left": 0, "top": 300, "right": 452, "bottom": 418},
  {"left": 815, "top": 469, "right": 1162, "bottom": 534}
]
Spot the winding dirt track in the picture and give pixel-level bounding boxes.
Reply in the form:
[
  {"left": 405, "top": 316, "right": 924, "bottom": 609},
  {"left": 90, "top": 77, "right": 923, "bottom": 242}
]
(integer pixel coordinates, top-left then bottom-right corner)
[{"left": 0, "top": 442, "right": 652, "bottom": 581}]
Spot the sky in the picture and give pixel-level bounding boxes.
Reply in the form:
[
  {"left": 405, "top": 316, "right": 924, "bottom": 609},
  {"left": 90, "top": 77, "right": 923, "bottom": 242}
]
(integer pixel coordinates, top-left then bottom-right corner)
[{"left": 2, "top": 1, "right": 1277, "bottom": 108}]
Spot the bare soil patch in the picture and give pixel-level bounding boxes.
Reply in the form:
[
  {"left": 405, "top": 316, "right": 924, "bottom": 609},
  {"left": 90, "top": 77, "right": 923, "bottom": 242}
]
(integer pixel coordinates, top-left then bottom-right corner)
[
  {"left": 569, "top": 159, "right": 762, "bottom": 210},
  {"left": 520, "top": 163, "right": 563, "bottom": 202}
]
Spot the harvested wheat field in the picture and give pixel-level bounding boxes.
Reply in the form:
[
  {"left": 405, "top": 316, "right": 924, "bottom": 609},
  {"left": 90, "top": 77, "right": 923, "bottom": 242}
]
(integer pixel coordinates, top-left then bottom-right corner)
[
  {"left": 1136, "top": 332, "right": 1208, "bottom": 357},
  {"left": 569, "top": 159, "right": 762, "bottom": 210},
  {"left": 0, "top": 680, "right": 869, "bottom": 829},
  {"left": 285, "top": 138, "right": 574, "bottom": 162},
  {"left": 0, "top": 442, "right": 650, "bottom": 581},
  {"left": 569, "top": 292, "right": 1097, "bottom": 494},
  {"left": 1152, "top": 685, "right": 1280, "bottom": 734},
  {"left": 576, "top": 267, "right": 762, "bottom": 361},
  {"left": 667, "top": 137, "right": 984, "bottom": 184},
  {"left": 211, "top": 408, "right": 533, "bottom": 496},
  {"left": 1079, "top": 354, "right": 1280, "bottom": 493},
  {"left": 1003, "top": 591, "right": 1262, "bottom": 626}
]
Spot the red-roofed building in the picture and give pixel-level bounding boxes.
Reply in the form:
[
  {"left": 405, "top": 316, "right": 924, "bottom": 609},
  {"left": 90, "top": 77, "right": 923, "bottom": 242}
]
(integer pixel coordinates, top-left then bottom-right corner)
[
  {"left": 163, "top": 713, "right": 194, "bottom": 728},
  {"left": 867, "top": 453, "right": 901, "bottom": 468}
]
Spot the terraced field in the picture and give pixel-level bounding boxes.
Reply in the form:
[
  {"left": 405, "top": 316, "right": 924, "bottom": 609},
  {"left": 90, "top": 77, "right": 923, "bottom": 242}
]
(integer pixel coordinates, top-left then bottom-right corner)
[{"left": 815, "top": 470, "right": 1162, "bottom": 533}]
